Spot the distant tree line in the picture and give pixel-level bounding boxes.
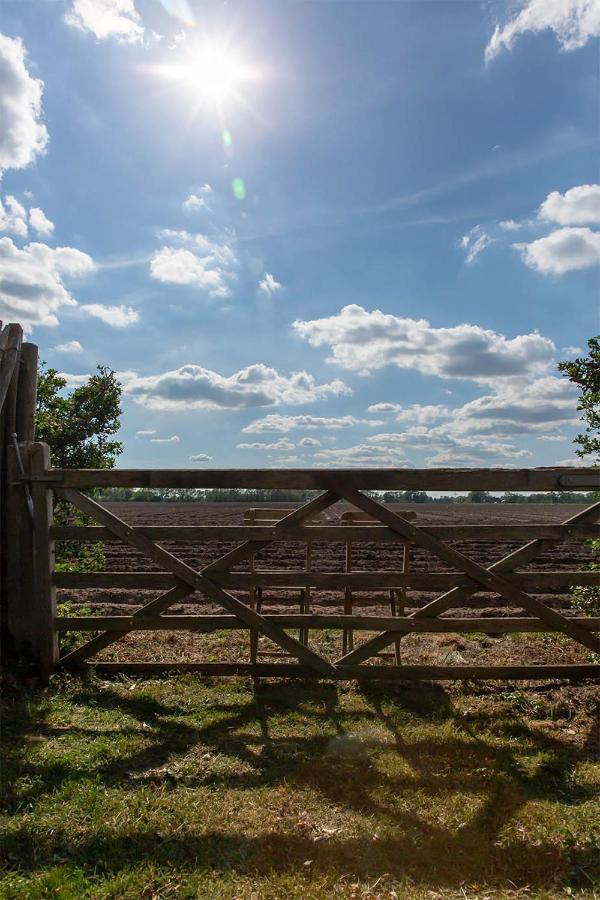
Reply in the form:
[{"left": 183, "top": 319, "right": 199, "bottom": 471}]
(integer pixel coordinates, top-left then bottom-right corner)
[{"left": 92, "top": 487, "right": 596, "bottom": 504}]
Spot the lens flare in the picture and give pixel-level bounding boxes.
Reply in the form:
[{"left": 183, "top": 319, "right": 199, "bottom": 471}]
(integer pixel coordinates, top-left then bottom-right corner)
[{"left": 156, "top": 41, "right": 258, "bottom": 106}]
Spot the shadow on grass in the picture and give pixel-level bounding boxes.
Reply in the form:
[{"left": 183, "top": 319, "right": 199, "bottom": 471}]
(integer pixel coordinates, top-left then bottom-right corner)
[{"left": 1, "top": 677, "right": 598, "bottom": 890}]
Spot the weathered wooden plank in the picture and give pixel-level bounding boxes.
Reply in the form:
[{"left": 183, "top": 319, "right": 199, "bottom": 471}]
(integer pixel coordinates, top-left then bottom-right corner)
[
  {"left": 4, "top": 444, "right": 36, "bottom": 660},
  {"left": 30, "top": 444, "right": 58, "bottom": 676},
  {"left": 0, "top": 323, "right": 22, "bottom": 412},
  {"left": 49, "top": 523, "right": 600, "bottom": 542},
  {"left": 57, "top": 488, "right": 335, "bottom": 676},
  {"left": 54, "top": 614, "right": 600, "bottom": 633},
  {"left": 15, "top": 342, "right": 38, "bottom": 443},
  {"left": 79, "top": 661, "right": 600, "bottom": 680},
  {"left": 337, "top": 487, "right": 600, "bottom": 657},
  {"left": 41, "top": 467, "right": 600, "bottom": 491},
  {"left": 52, "top": 569, "right": 600, "bottom": 590}
]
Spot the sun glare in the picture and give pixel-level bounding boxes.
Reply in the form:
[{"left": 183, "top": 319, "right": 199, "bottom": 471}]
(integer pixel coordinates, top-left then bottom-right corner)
[{"left": 160, "top": 41, "right": 258, "bottom": 106}]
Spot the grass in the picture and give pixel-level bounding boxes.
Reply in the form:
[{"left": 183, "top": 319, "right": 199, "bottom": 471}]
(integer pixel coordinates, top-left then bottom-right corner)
[{"left": 1, "top": 673, "right": 599, "bottom": 899}]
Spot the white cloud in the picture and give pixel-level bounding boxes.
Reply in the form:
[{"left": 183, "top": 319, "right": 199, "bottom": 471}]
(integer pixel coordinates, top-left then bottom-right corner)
[
  {"left": 190, "top": 453, "right": 213, "bottom": 462},
  {"left": 460, "top": 225, "right": 493, "bottom": 263},
  {"left": 314, "top": 443, "right": 410, "bottom": 468},
  {"left": 561, "top": 345, "right": 584, "bottom": 355},
  {"left": 294, "top": 305, "right": 555, "bottom": 385},
  {"left": 242, "top": 414, "right": 380, "bottom": 434},
  {"left": 258, "top": 272, "right": 282, "bottom": 296},
  {"left": 0, "top": 238, "right": 95, "bottom": 329},
  {"left": 237, "top": 439, "right": 295, "bottom": 451},
  {"left": 29, "top": 206, "right": 54, "bottom": 235},
  {"left": 80, "top": 303, "right": 139, "bottom": 327},
  {"left": 182, "top": 185, "right": 212, "bottom": 213},
  {"left": 395, "top": 404, "right": 451, "bottom": 424},
  {"left": 150, "top": 230, "right": 237, "bottom": 299},
  {"left": 65, "top": 0, "right": 144, "bottom": 43},
  {"left": 298, "top": 436, "right": 321, "bottom": 447},
  {"left": 555, "top": 455, "right": 596, "bottom": 467},
  {"left": 499, "top": 219, "right": 522, "bottom": 231},
  {"left": 0, "top": 196, "right": 28, "bottom": 236},
  {"left": 122, "top": 364, "right": 351, "bottom": 412},
  {"left": 53, "top": 340, "right": 83, "bottom": 353},
  {"left": 150, "top": 434, "right": 180, "bottom": 443},
  {"left": 370, "top": 430, "right": 531, "bottom": 466},
  {"left": 367, "top": 402, "right": 402, "bottom": 414},
  {"left": 514, "top": 226, "right": 600, "bottom": 275},
  {"left": 539, "top": 184, "right": 600, "bottom": 225},
  {"left": 485, "top": 0, "right": 600, "bottom": 63},
  {"left": 136, "top": 429, "right": 156, "bottom": 437},
  {"left": 0, "top": 34, "right": 48, "bottom": 177}
]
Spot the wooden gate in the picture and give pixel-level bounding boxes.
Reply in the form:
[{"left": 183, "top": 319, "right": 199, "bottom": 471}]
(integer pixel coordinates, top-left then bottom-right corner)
[{"left": 11, "top": 448, "right": 600, "bottom": 682}]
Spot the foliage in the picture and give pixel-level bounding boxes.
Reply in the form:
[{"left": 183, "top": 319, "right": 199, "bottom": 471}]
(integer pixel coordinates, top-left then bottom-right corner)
[
  {"left": 572, "top": 538, "right": 600, "bottom": 617},
  {"left": 35, "top": 363, "right": 123, "bottom": 570},
  {"left": 35, "top": 363, "right": 123, "bottom": 469},
  {"left": 558, "top": 336, "right": 600, "bottom": 462}
]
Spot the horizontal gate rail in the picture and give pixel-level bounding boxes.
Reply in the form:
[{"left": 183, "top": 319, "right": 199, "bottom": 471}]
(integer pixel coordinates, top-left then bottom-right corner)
[
  {"left": 50, "top": 523, "right": 600, "bottom": 542},
  {"left": 39, "top": 466, "right": 600, "bottom": 491},
  {"left": 55, "top": 615, "right": 600, "bottom": 633},
  {"left": 54, "top": 570, "right": 600, "bottom": 590}
]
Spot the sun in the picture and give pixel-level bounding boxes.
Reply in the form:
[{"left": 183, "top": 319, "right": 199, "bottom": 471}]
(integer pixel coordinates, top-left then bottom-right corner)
[{"left": 159, "top": 41, "right": 258, "bottom": 106}]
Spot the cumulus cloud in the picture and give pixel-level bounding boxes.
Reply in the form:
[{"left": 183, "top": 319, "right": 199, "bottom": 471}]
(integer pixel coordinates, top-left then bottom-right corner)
[
  {"left": 29, "top": 206, "right": 54, "bottom": 235},
  {"left": 150, "top": 434, "right": 180, "bottom": 443},
  {"left": 241, "top": 414, "right": 380, "bottom": 434},
  {"left": 485, "top": 0, "right": 600, "bottom": 63},
  {"left": 460, "top": 225, "right": 493, "bottom": 263},
  {"left": 53, "top": 339, "right": 83, "bottom": 353},
  {"left": 80, "top": 303, "right": 139, "bottom": 327},
  {"left": 136, "top": 429, "right": 156, "bottom": 437},
  {"left": 0, "top": 34, "right": 48, "bottom": 177},
  {"left": 190, "top": 453, "right": 213, "bottom": 462},
  {"left": 298, "top": 436, "right": 321, "bottom": 447},
  {"left": 258, "top": 272, "right": 282, "bottom": 296},
  {"left": 150, "top": 231, "right": 237, "bottom": 299},
  {"left": 0, "top": 196, "right": 28, "bottom": 236},
  {"left": 121, "top": 364, "right": 351, "bottom": 412},
  {"left": 514, "top": 226, "right": 600, "bottom": 275},
  {"left": 294, "top": 304, "right": 554, "bottom": 384},
  {"left": 538, "top": 184, "right": 600, "bottom": 225},
  {"left": 65, "top": 0, "right": 144, "bottom": 43},
  {"left": 0, "top": 238, "right": 95, "bottom": 329},
  {"left": 237, "top": 439, "right": 295, "bottom": 451}
]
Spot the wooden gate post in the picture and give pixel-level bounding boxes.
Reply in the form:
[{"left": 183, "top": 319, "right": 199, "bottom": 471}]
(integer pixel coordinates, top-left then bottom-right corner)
[{"left": 29, "top": 442, "right": 57, "bottom": 677}]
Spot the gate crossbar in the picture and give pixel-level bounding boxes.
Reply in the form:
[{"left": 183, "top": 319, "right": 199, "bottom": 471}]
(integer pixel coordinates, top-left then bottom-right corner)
[
  {"left": 334, "top": 490, "right": 600, "bottom": 665},
  {"left": 56, "top": 488, "right": 337, "bottom": 676}
]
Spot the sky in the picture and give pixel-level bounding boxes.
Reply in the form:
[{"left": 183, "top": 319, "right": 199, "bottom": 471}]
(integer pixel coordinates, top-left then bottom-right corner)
[{"left": 0, "top": 0, "right": 598, "bottom": 470}]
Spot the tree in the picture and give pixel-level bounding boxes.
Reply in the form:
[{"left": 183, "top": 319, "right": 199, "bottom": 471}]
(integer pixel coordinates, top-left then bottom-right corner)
[
  {"left": 34, "top": 364, "right": 123, "bottom": 574},
  {"left": 558, "top": 337, "right": 600, "bottom": 462},
  {"left": 35, "top": 364, "right": 123, "bottom": 468}
]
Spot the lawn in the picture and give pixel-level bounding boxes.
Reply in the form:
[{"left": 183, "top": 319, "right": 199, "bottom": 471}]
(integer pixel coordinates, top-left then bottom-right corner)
[{"left": 1, "top": 673, "right": 598, "bottom": 899}]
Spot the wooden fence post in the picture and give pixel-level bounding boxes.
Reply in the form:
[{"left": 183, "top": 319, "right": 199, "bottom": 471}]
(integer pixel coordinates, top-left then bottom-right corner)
[
  {"left": 29, "top": 442, "right": 57, "bottom": 677},
  {"left": 16, "top": 342, "right": 38, "bottom": 443},
  {"left": 5, "top": 442, "right": 36, "bottom": 665}
]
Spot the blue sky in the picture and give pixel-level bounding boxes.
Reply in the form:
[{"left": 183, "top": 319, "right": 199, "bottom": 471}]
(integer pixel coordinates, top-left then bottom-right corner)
[{"left": 0, "top": 0, "right": 598, "bottom": 469}]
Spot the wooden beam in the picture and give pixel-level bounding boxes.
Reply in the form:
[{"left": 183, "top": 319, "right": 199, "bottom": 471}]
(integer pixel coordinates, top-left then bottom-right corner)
[
  {"left": 54, "top": 614, "right": 600, "bottom": 633},
  {"left": 30, "top": 443, "right": 58, "bottom": 676},
  {"left": 78, "top": 661, "right": 600, "bottom": 680},
  {"left": 42, "top": 466, "right": 600, "bottom": 492},
  {"left": 53, "top": 570, "right": 600, "bottom": 590},
  {"left": 49, "top": 523, "right": 600, "bottom": 543}
]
